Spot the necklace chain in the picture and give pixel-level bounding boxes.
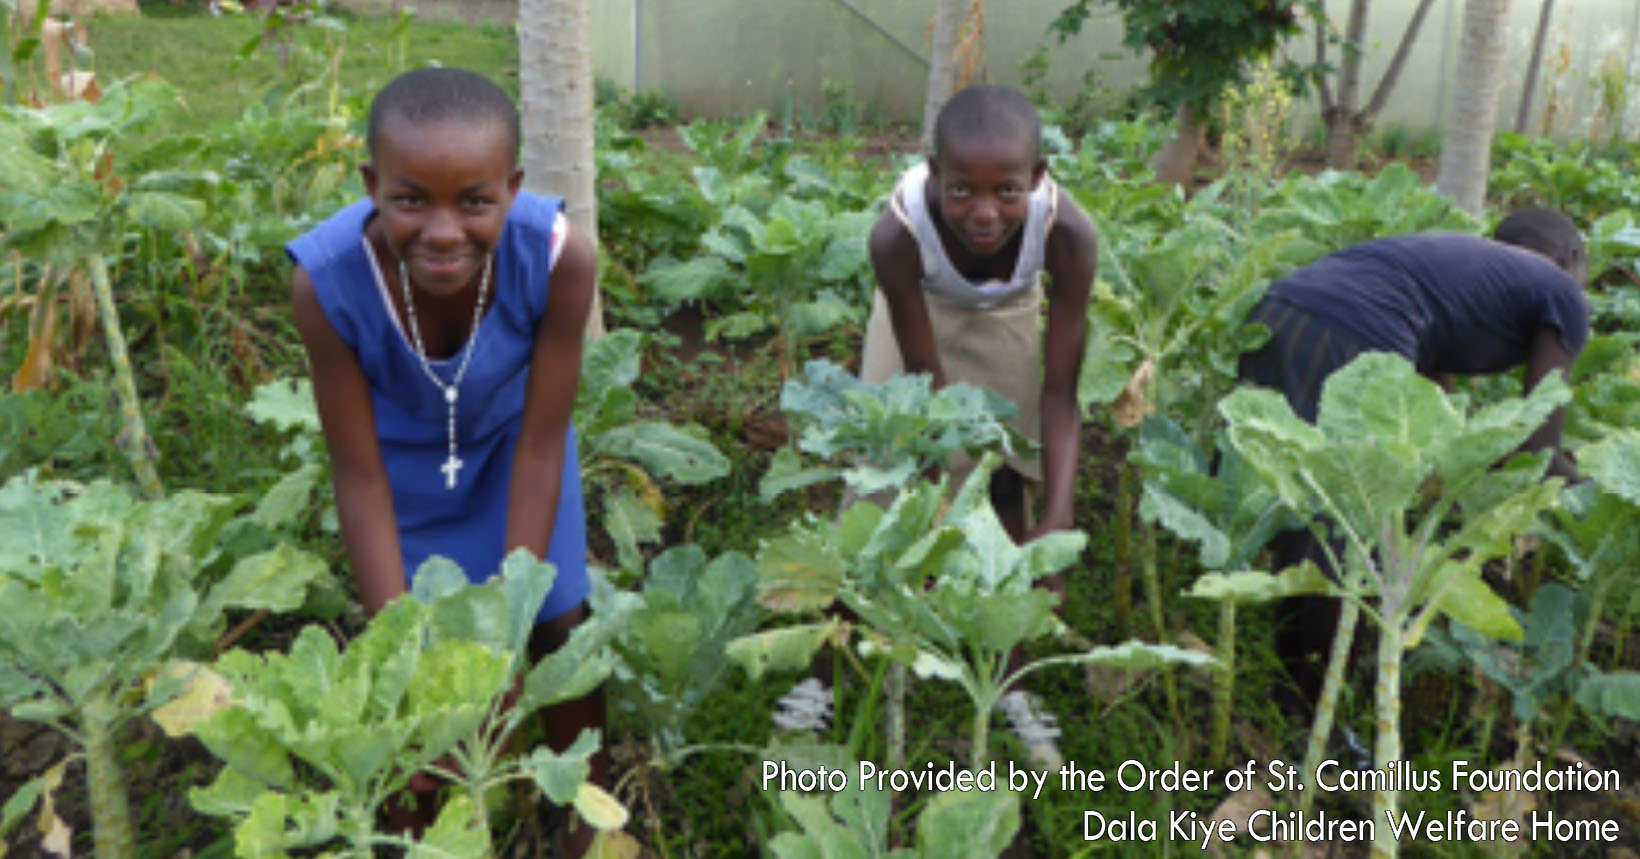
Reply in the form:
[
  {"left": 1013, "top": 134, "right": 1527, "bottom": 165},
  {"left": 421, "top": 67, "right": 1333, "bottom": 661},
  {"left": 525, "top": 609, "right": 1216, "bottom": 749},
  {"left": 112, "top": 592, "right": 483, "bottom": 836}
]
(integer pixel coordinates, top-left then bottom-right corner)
[{"left": 397, "top": 253, "right": 492, "bottom": 489}]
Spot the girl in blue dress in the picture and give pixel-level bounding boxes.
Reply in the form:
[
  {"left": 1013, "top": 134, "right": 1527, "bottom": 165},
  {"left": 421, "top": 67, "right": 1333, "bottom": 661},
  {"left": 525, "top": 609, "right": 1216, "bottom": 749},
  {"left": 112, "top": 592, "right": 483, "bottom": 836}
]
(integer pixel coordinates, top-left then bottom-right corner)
[{"left": 287, "top": 67, "right": 599, "bottom": 846}]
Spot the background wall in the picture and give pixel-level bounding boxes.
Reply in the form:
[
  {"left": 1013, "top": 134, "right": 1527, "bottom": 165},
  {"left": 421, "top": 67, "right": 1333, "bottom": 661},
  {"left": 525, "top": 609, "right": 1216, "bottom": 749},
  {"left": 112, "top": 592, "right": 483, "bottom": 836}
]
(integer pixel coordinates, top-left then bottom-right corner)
[{"left": 328, "top": 0, "right": 1640, "bottom": 141}]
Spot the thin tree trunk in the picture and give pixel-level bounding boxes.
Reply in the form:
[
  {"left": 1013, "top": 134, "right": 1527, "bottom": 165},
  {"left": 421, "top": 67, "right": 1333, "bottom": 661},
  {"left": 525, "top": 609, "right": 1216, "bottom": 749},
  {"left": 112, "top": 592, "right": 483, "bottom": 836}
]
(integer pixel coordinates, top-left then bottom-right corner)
[
  {"left": 1322, "top": 0, "right": 1437, "bottom": 169},
  {"left": 921, "top": 0, "right": 965, "bottom": 151},
  {"left": 1152, "top": 105, "right": 1206, "bottom": 186},
  {"left": 1335, "top": 0, "right": 1372, "bottom": 118},
  {"left": 519, "top": 0, "right": 605, "bottom": 339},
  {"left": 1436, "top": 0, "right": 1515, "bottom": 215},
  {"left": 1364, "top": 0, "right": 1439, "bottom": 117},
  {"left": 1322, "top": 0, "right": 1370, "bottom": 168},
  {"left": 1514, "top": 0, "right": 1556, "bottom": 133}
]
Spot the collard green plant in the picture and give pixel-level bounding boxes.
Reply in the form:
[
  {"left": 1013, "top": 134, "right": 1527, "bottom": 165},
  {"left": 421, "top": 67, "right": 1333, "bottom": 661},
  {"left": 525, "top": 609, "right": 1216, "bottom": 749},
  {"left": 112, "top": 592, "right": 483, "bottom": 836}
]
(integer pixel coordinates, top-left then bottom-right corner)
[
  {"left": 0, "top": 470, "right": 329, "bottom": 859},
  {"left": 189, "top": 550, "right": 633, "bottom": 857},
  {"left": 1133, "top": 414, "right": 1312, "bottom": 764},
  {"left": 761, "top": 359, "right": 1027, "bottom": 501},
  {"left": 576, "top": 329, "right": 731, "bottom": 574},
  {"left": 1247, "top": 164, "right": 1483, "bottom": 266},
  {"left": 0, "top": 78, "right": 213, "bottom": 497},
  {"left": 592, "top": 545, "right": 764, "bottom": 768},
  {"left": 735, "top": 455, "right": 1212, "bottom": 767},
  {"left": 639, "top": 199, "right": 872, "bottom": 377},
  {"left": 1221, "top": 352, "right": 1568, "bottom": 859},
  {"left": 760, "top": 744, "right": 1016, "bottom": 859},
  {"left": 1562, "top": 335, "right": 1640, "bottom": 447}
]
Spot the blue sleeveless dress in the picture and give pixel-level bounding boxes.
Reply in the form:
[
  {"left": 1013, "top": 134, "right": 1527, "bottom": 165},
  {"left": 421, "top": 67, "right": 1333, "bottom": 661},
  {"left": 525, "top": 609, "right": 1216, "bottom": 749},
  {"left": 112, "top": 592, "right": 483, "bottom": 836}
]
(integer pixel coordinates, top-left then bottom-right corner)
[{"left": 287, "top": 191, "right": 589, "bottom": 621}]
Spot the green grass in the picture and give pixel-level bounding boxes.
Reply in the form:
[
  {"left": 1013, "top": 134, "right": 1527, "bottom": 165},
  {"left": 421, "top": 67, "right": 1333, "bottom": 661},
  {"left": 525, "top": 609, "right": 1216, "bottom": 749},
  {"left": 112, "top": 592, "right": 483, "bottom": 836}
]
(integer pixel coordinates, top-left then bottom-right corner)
[{"left": 84, "top": 7, "right": 516, "bottom": 135}]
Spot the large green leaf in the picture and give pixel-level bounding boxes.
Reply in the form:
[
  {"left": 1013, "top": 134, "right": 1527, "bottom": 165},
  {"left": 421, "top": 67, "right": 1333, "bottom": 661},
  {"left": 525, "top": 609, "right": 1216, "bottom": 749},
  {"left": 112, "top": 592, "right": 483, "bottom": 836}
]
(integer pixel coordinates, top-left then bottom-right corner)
[
  {"left": 725, "top": 621, "right": 841, "bottom": 681},
  {"left": 1579, "top": 430, "right": 1640, "bottom": 508},
  {"left": 1184, "top": 564, "right": 1333, "bottom": 605},
  {"left": 523, "top": 729, "right": 600, "bottom": 805},
  {"left": 594, "top": 421, "right": 730, "bottom": 484},
  {"left": 199, "top": 543, "right": 329, "bottom": 620},
  {"left": 604, "top": 487, "right": 664, "bottom": 573},
  {"left": 640, "top": 255, "right": 736, "bottom": 305},
  {"left": 758, "top": 529, "right": 845, "bottom": 613},
  {"left": 915, "top": 789, "right": 1020, "bottom": 859}
]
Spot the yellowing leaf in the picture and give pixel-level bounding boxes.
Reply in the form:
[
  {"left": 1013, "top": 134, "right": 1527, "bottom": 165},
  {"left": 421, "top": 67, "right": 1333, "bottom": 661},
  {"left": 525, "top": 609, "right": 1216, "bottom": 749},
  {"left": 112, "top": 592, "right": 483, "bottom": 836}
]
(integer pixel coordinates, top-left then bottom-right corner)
[
  {"left": 35, "top": 762, "right": 70, "bottom": 858},
  {"left": 148, "top": 660, "right": 234, "bottom": 737},
  {"left": 572, "top": 783, "right": 630, "bottom": 832},
  {"left": 586, "top": 830, "right": 643, "bottom": 859},
  {"left": 1112, "top": 356, "right": 1155, "bottom": 429}
]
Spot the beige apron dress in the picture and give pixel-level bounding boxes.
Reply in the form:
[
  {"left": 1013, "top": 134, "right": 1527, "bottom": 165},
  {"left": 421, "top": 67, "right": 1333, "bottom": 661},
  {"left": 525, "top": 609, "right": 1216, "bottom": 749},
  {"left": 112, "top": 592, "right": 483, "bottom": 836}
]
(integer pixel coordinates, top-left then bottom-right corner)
[{"left": 858, "top": 161, "right": 1057, "bottom": 494}]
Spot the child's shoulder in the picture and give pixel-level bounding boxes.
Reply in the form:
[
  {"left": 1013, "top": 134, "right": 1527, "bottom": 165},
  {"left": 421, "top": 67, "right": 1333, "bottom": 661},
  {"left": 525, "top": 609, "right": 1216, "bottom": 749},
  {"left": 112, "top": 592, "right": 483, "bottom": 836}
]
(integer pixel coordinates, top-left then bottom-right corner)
[
  {"left": 506, "top": 190, "right": 565, "bottom": 236},
  {"left": 1045, "top": 183, "right": 1096, "bottom": 257}
]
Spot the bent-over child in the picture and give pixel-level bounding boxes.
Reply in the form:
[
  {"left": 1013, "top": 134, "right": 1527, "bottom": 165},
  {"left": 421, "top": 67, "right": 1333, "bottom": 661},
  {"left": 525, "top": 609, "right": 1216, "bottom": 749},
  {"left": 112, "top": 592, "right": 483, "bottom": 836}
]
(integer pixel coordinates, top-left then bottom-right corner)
[
  {"left": 846, "top": 83, "right": 1098, "bottom": 766},
  {"left": 287, "top": 67, "right": 601, "bottom": 852},
  {"left": 1239, "top": 207, "right": 1590, "bottom": 717}
]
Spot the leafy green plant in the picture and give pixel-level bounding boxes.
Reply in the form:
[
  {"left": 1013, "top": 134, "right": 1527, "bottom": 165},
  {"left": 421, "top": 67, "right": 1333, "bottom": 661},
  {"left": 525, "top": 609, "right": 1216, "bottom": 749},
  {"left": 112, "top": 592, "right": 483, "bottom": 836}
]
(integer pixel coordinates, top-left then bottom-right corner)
[
  {"left": 1131, "top": 415, "right": 1308, "bottom": 764},
  {"left": 576, "top": 329, "right": 731, "bottom": 575},
  {"left": 1220, "top": 352, "right": 1568, "bottom": 858},
  {"left": 766, "top": 749, "right": 1021, "bottom": 859},
  {"left": 0, "top": 470, "right": 329, "bottom": 858},
  {"left": 0, "top": 78, "right": 216, "bottom": 496},
  {"left": 760, "top": 359, "right": 1027, "bottom": 501},
  {"left": 639, "top": 200, "right": 872, "bottom": 378},
  {"left": 1489, "top": 133, "right": 1640, "bottom": 222},
  {"left": 1247, "top": 164, "right": 1484, "bottom": 266},
  {"left": 595, "top": 545, "right": 764, "bottom": 769},
  {"left": 189, "top": 550, "right": 633, "bottom": 856},
  {"left": 734, "top": 455, "right": 1212, "bottom": 769}
]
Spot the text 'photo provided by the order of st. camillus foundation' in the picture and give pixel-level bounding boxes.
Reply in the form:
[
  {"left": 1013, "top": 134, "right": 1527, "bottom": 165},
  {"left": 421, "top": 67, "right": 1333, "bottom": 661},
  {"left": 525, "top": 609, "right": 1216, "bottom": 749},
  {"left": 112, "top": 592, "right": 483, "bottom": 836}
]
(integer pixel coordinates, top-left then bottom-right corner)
[{"left": 761, "top": 754, "right": 1629, "bottom": 849}]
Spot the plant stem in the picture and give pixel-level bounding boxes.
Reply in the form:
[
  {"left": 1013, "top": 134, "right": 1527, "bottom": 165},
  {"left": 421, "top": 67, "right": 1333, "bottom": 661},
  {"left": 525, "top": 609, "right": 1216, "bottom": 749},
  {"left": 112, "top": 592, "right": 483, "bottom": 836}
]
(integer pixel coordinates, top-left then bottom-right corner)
[
  {"left": 886, "top": 662, "right": 906, "bottom": 772},
  {"left": 1551, "top": 574, "right": 1611, "bottom": 755},
  {"left": 1371, "top": 605, "right": 1404, "bottom": 859},
  {"left": 1301, "top": 598, "right": 1359, "bottom": 811},
  {"left": 1138, "top": 519, "right": 1180, "bottom": 732},
  {"left": 88, "top": 253, "right": 163, "bottom": 500},
  {"left": 1210, "top": 601, "right": 1235, "bottom": 766},
  {"left": 82, "top": 705, "right": 135, "bottom": 859},
  {"left": 1113, "top": 462, "right": 1134, "bottom": 637}
]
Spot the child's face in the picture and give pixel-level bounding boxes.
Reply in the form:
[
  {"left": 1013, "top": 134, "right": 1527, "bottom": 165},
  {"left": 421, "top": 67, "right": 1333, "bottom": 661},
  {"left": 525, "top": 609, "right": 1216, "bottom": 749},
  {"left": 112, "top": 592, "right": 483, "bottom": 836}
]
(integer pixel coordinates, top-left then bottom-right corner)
[
  {"left": 362, "top": 116, "right": 523, "bottom": 297},
  {"left": 929, "top": 136, "right": 1045, "bottom": 257}
]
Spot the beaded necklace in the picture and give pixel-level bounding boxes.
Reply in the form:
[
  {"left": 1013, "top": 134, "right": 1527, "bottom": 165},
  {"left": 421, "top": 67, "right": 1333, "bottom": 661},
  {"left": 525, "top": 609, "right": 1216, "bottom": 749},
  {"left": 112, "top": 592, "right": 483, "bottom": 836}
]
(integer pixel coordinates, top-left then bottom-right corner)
[{"left": 396, "top": 254, "right": 492, "bottom": 489}]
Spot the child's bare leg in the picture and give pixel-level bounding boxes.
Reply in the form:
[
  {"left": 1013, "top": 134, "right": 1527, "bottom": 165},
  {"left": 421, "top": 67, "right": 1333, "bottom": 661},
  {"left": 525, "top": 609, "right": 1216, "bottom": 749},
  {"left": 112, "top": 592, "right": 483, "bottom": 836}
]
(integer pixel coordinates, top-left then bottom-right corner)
[
  {"left": 989, "top": 465, "right": 1029, "bottom": 542},
  {"left": 530, "top": 604, "right": 607, "bottom": 858}
]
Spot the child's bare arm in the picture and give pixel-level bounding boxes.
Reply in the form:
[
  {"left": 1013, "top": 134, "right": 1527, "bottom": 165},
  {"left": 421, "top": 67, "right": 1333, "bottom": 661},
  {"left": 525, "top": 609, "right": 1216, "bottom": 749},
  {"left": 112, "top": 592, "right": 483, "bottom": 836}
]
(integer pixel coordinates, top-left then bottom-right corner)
[
  {"left": 1521, "top": 325, "right": 1580, "bottom": 482},
  {"left": 1033, "top": 193, "right": 1098, "bottom": 537},
  {"left": 506, "top": 224, "right": 596, "bottom": 560},
  {"left": 291, "top": 268, "right": 406, "bottom": 615},
  {"left": 868, "top": 210, "right": 944, "bottom": 385}
]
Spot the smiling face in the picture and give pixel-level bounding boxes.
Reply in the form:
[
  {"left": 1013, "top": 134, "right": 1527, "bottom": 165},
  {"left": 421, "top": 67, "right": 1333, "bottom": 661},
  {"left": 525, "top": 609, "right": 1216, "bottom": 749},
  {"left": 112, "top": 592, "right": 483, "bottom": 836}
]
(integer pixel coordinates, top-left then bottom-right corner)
[
  {"left": 361, "top": 115, "right": 522, "bottom": 298},
  {"left": 928, "top": 135, "right": 1045, "bottom": 259}
]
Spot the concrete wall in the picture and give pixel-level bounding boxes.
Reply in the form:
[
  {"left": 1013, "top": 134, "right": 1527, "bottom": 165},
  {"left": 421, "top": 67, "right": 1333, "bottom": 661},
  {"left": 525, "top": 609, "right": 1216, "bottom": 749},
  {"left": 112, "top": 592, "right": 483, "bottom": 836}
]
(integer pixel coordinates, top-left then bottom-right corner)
[{"left": 329, "top": 0, "right": 1640, "bottom": 140}]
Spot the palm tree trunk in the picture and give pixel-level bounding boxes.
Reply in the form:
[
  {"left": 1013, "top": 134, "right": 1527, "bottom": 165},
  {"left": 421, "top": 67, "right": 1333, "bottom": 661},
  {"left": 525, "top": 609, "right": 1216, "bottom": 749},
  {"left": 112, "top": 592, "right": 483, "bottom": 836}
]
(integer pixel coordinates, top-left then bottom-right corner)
[
  {"left": 518, "top": 0, "right": 606, "bottom": 338},
  {"left": 921, "top": 0, "right": 966, "bottom": 151},
  {"left": 1436, "top": 0, "right": 1515, "bottom": 215}
]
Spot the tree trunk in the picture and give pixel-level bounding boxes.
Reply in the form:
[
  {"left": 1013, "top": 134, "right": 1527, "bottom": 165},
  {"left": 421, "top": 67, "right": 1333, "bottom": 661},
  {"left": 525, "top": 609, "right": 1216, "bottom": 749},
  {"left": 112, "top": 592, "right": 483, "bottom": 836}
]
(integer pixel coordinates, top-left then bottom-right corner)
[
  {"left": 1321, "top": 0, "right": 1438, "bottom": 169},
  {"left": 1151, "top": 105, "right": 1206, "bottom": 186},
  {"left": 921, "top": 0, "right": 966, "bottom": 151},
  {"left": 1514, "top": 0, "right": 1556, "bottom": 133},
  {"left": 1324, "top": 108, "right": 1367, "bottom": 168},
  {"left": 1436, "top": 0, "right": 1514, "bottom": 216},
  {"left": 518, "top": 0, "right": 605, "bottom": 339}
]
